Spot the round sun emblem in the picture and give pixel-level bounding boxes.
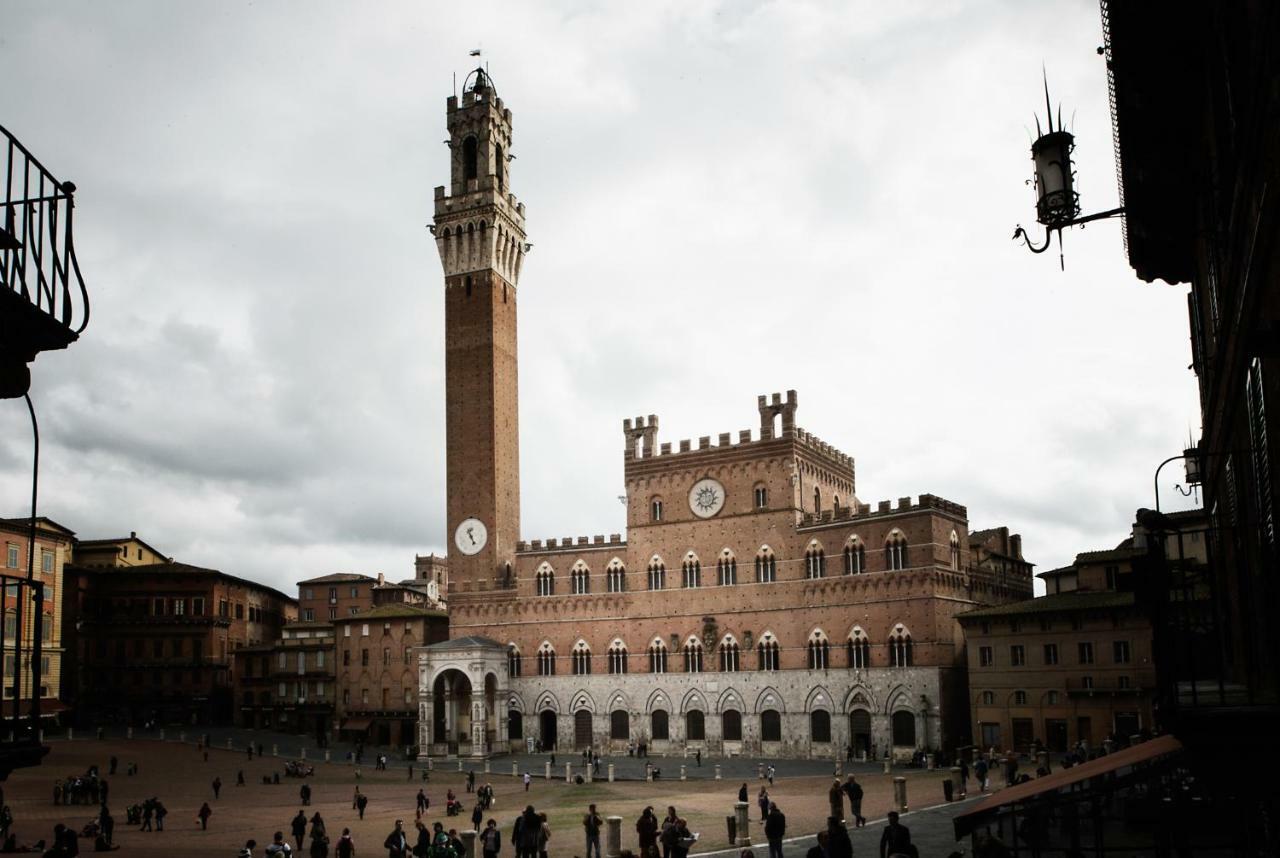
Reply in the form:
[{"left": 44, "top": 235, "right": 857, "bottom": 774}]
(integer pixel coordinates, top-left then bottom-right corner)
[{"left": 688, "top": 478, "right": 726, "bottom": 518}]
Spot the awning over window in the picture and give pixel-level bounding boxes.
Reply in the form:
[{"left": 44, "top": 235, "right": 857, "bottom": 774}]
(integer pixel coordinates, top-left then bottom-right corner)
[
  {"left": 340, "top": 717, "right": 373, "bottom": 731},
  {"left": 0, "top": 700, "right": 70, "bottom": 719},
  {"left": 954, "top": 734, "right": 1183, "bottom": 838}
]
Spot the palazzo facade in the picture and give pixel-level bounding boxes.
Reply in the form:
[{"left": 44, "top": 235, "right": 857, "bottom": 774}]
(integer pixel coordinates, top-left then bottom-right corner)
[{"left": 417, "top": 68, "right": 1031, "bottom": 759}]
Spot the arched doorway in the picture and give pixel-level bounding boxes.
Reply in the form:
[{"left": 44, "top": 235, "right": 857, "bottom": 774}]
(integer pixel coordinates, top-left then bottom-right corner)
[
  {"left": 610, "top": 710, "right": 629, "bottom": 740},
  {"left": 810, "top": 710, "right": 831, "bottom": 743},
  {"left": 432, "top": 669, "right": 474, "bottom": 755},
  {"left": 651, "top": 710, "right": 669, "bottom": 741},
  {"left": 891, "top": 710, "right": 916, "bottom": 747},
  {"left": 849, "top": 710, "right": 872, "bottom": 758},
  {"left": 508, "top": 710, "right": 524, "bottom": 742},
  {"left": 539, "top": 710, "right": 557, "bottom": 750},
  {"left": 574, "top": 709, "right": 593, "bottom": 749}
]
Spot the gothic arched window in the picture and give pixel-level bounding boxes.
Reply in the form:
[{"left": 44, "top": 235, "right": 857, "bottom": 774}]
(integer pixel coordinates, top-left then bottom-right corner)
[
  {"left": 717, "top": 552, "right": 737, "bottom": 586},
  {"left": 950, "top": 531, "right": 961, "bottom": 570},
  {"left": 648, "top": 558, "right": 666, "bottom": 590},
  {"left": 846, "top": 628, "right": 870, "bottom": 670},
  {"left": 719, "top": 638, "right": 740, "bottom": 672},
  {"left": 757, "top": 635, "right": 779, "bottom": 671},
  {"left": 648, "top": 640, "right": 668, "bottom": 674},
  {"left": 536, "top": 642, "right": 556, "bottom": 676},
  {"left": 495, "top": 143, "right": 504, "bottom": 189},
  {"left": 570, "top": 563, "right": 590, "bottom": 595},
  {"left": 755, "top": 547, "right": 777, "bottom": 583},
  {"left": 606, "top": 559, "right": 626, "bottom": 593},
  {"left": 535, "top": 564, "right": 555, "bottom": 597},
  {"left": 889, "top": 625, "right": 914, "bottom": 667},
  {"left": 683, "top": 639, "right": 704, "bottom": 673},
  {"left": 682, "top": 555, "right": 701, "bottom": 589},
  {"left": 571, "top": 641, "right": 592, "bottom": 676},
  {"left": 607, "top": 641, "right": 628, "bottom": 675},
  {"left": 805, "top": 544, "right": 826, "bottom": 579},
  {"left": 507, "top": 644, "right": 522, "bottom": 678},
  {"left": 843, "top": 538, "right": 866, "bottom": 575},
  {"left": 807, "top": 631, "right": 830, "bottom": 670},
  {"left": 886, "top": 533, "right": 909, "bottom": 571}
]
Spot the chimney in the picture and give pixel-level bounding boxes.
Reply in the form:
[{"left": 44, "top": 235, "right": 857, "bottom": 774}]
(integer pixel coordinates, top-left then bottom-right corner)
[{"left": 377, "top": 572, "right": 385, "bottom": 585}]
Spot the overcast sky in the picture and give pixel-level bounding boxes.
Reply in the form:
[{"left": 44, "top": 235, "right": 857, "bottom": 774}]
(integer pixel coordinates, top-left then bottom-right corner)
[{"left": 0, "top": 1, "right": 1201, "bottom": 596}]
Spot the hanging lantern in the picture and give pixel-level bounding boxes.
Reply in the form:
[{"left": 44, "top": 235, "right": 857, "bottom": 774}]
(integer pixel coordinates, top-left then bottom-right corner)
[
  {"left": 1183, "top": 446, "right": 1203, "bottom": 486},
  {"left": 1032, "top": 128, "right": 1079, "bottom": 228}
]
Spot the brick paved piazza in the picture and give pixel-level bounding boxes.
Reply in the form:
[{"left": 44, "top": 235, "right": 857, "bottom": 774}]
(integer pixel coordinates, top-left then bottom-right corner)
[{"left": 1, "top": 739, "right": 963, "bottom": 856}]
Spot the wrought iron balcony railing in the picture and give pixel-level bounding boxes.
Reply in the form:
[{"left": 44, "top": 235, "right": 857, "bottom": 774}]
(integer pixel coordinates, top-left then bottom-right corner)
[{"left": 1, "top": 124, "right": 89, "bottom": 398}]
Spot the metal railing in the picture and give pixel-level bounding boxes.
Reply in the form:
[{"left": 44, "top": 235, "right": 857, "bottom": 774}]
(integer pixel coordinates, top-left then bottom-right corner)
[{"left": 1, "top": 124, "right": 89, "bottom": 339}]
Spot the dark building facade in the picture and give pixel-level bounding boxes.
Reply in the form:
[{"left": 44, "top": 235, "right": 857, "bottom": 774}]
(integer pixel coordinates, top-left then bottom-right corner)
[{"left": 62, "top": 562, "right": 296, "bottom": 725}]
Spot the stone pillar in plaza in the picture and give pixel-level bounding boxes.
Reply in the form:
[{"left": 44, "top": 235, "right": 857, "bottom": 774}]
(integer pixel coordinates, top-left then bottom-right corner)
[
  {"left": 301, "top": 747, "right": 307, "bottom": 760},
  {"left": 545, "top": 761, "right": 551, "bottom": 780},
  {"left": 513, "top": 762, "right": 519, "bottom": 777},
  {"left": 484, "top": 759, "right": 491, "bottom": 774},
  {"left": 460, "top": 830, "right": 477, "bottom": 858},
  {"left": 608, "top": 763, "right": 615, "bottom": 782},
  {"left": 226, "top": 737, "right": 233, "bottom": 750},
  {"left": 606, "top": 816, "right": 622, "bottom": 858},
  {"left": 565, "top": 763, "right": 572, "bottom": 783},
  {"left": 585, "top": 764, "right": 593, "bottom": 783},
  {"left": 893, "top": 776, "right": 908, "bottom": 812},
  {"left": 714, "top": 764, "right": 721, "bottom": 780},
  {"left": 734, "top": 802, "right": 751, "bottom": 846},
  {"left": 951, "top": 765, "right": 965, "bottom": 799},
  {"left": 680, "top": 765, "right": 686, "bottom": 781}
]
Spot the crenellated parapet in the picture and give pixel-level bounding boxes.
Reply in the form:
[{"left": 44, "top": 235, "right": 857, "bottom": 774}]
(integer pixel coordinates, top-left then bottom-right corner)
[{"left": 797, "top": 493, "right": 969, "bottom": 528}]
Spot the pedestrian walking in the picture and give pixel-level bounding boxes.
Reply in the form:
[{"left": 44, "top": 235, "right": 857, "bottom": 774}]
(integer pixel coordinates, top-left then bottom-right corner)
[
  {"left": 383, "top": 820, "right": 409, "bottom": 858},
  {"left": 239, "top": 838, "right": 258, "bottom": 858},
  {"left": 357, "top": 793, "right": 369, "bottom": 820},
  {"left": 481, "top": 818, "right": 501, "bottom": 858},
  {"left": 766, "top": 765, "right": 775, "bottom": 786},
  {"left": 213, "top": 776, "right": 223, "bottom": 799},
  {"left": 523, "top": 772, "right": 531, "bottom": 792},
  {"left": 301, "top": 783, "right": 312, "bottom": 807},
  {"left": 806, "top": 830, "right": 828, "bottom": 858},
  {"left": 197, "top": 801, "right": 213, "bottom": 830},
  {"left": 757, "top": 788, "right": 769, "bottom": 822},
  {"left": 293, "top": 810, "right": 309, "bottom": 852},
  {"left": 828, "top": 779, "right": 844, "bottom": 821},
  {"left": 140, "top": 799, "right": 153, "bottom": 832},
  {"left": 154, "top": 799, "right": 167, "bottom": 831},
  {"left": 518, "top": 805, "right": 541, "bottom": 858},
  {"left": 583, "top": 803, "right": 603, "bottom": 858},
  {"left": 695, "top": 750, "right": 701, "bottom": 767},
  {"left": 764, "top": 803, "right": 786, "bottom": 858},
  {"left": 238, "top": 769, "right": 246, "bottom": 787},
  {"left": 354, "top": 787, "right": 361, "bottom": 809},
  {"left": 335, "top": 828, "right": 355, "bottom": 858},
  {"left": 413, "top": 821, "right": 431, "bottom": 857},
  {"left": 408, "top": 765, "right": 413, "bottom": 781},
  {"left": 310, "top": 813, "right": 330, "bottom": 858},
  {"left": 416, "top": 789, "right": 429, "bottom": 819},
  {"left": 660, "top": 807, "right": 678, "bottom": 858},
  {"left": 974, "top": 757, "right": 989, "bottom": 792},
  {"left": 826, "top": 816, "right": 853, "bottom": 858},
  {"left": 472, "top": 802, "right": 484, "bottom": 832}
]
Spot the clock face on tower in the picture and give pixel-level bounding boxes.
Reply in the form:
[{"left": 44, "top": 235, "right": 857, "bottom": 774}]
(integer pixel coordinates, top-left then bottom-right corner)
[
  {"left": 454, "top": 518, "right": 488, "bottom": 556},
  {"left": 688, "top": 478, "right": 727, "bottom": 519}
]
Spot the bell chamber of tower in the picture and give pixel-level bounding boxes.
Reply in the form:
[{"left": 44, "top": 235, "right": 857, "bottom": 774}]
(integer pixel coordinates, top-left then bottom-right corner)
[{"left": 434, "top": 66, "right": 528, "bottom": 595}]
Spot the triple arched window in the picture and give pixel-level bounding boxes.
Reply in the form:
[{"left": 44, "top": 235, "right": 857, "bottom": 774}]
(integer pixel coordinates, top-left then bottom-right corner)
[
  {"left": 535, "top": 565, "right": 555, "bottom": 597},
  {"left": 805, "top": 545, "right": 827, "bottom": 579},
  {"left": 536, "top": 642, "right": 556, "bottom": 676},
  {"left": 683, "top": 639, "right": 704, "bottom": 673},
  {"left": 755, "top": 548, "right": 777, "bottom": 583},
  {"left": 843, "top": 539, "right": 866, "bottom": 574},
  {"left": 570, "top": 563, "right": 590, "bottom": 595},
  {"left": 888, "top": 625, "right": 914, "bottom": 667},
  {"left": 571, "top": 641, "right": 592, "bottom": 675},
  {"left": 606, "top": 559, "right": 626, "bottom": 593},
  {"left": 807, "top": 631, "right": 830, "bottom": 669},
  {"left": 719, "top": 639, "right": 740, "bottom": 672},
  {"left": 647, "top": 558, "right": 666, "bottom": 590},
  {"left": 648, "top": 640, "right": 668, "bottom": 674},
  {"left": 682, "top": 555, "right": 702, "bottom": 589},
  {"left": 717, "top": 553, "right": 737, "bottom": 586},
  {"left": 758, "top": 635, "right": 780, "bottom": 671},
  {"left": 847, "top": 628, "right": 870, "bottom": 670},
  {"left": 507, "top": 645, "right": 522, "bottom": 677},
  {"left": 607, "top": 642, "right": 628, "bottom": 675},
  {"left": 886, "top": 534, "right": 909, "bottom": 571}
]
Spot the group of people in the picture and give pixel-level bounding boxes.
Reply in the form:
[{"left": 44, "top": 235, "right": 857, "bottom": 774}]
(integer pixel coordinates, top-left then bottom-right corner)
[{"left": 51, "top": 768, "right": 105, "bottom": 807}]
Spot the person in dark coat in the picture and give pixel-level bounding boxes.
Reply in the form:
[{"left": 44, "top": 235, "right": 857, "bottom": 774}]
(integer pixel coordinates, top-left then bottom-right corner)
[
  {"left": 879, "top": 811, "right": 914, "bottom": 858},
  {"left": 383, "top": 820, "right": 409, "bottom": 858},
  {"left": 198, "top": 802, "right": 213, "bottom": 830},
  {"left": 292, "top": 810, "right": 309, "bottom": 852},
  {"left": 737, "top": 784, "right": 748, "bottom": 803},
  {"left": 826, "top": 816, "right": 853, "bottom": 858},
  {"left": 827, "top": 780, "right": 844, "bottom": 822},
  {"left": 635, "top": 806, "right": 659, "bottom": 858},
  {"left": 843, "top": 775, "right": 865, "bottom": 827},
  {"left": 805, "top": 830, "right": 828, "bottom": 858},
  {"left": 213, "top": 777, "right": 222, "bottom": 799},
  {"left": 764, "top": 804, "right": 786, "bottom": 858},
  {"left": 518, "top": 806, "right": 541, "bottom": 858},
  {"left": 413, "top": 820, "right": 431, "bottom": 857},
  {"left": 357, "top": 794, "right": 369, "bottom": 820}
]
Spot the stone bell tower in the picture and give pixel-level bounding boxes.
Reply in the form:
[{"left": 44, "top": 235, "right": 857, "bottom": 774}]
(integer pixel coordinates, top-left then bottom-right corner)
[{"left": 433, "top": 67, "right": 527, "bottom": 591}]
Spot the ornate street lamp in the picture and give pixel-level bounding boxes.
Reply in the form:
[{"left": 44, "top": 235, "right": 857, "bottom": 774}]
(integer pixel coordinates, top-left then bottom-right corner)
[{"left": 1013, "top": 79, "right": 1124, "bottom": 268}]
